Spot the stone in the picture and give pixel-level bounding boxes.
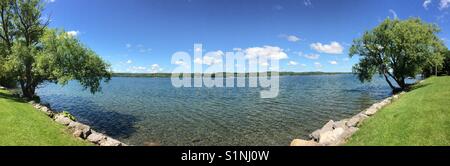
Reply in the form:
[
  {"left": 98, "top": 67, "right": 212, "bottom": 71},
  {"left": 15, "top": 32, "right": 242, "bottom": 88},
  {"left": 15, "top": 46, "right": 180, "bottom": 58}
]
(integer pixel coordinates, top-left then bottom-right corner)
[
  {"left": 309, "top": 120, "right": 335, "bottom": 141},
  {"left": 333, "top": 119, "right": 349, "bottom": 129},
  {"left": 334, "top": 127, "right": 359, "bottom": 145},
  {"left": 100, "top": 137, "right": 124, "bottom": 146},
  {"left": 347, "top": 113, "right": 368, "bottom": 127},
  {"left": 68, "top": 122, "right": 91, "bottom": 139},
  {"left": 309, "top": 129, "right": 322, "bottom": 141},
  {"left": 319, "top": 128, "right": 345, "bottom": 145},
  {"left": 364, "top": 107, "right": 379, "bottom": 116},
  {"left": 290, "top": 139, "right": 321, "bottom": 146},
  {"left": 54, "top": 114, "right": 73, "bottom": 126},
  {"left": 87, "top": 131, "right": 107, "bottom": 144}
]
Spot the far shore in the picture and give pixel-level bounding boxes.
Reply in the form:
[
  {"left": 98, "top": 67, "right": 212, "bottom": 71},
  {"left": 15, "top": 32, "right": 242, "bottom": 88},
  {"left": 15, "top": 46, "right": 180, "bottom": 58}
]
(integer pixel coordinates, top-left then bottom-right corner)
[{"left": 112, "top": 72, "right": 352, "bottom": 78}]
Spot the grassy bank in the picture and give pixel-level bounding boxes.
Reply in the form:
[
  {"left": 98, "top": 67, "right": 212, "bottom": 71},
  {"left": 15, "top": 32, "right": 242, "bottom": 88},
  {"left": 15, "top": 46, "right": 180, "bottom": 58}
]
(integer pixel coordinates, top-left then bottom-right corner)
[
  {"left": 347, "top": 76, "right": 450, "bottom": 146},
  {"left": 0, "top": 89, "right": 91, "bottom": 146}
]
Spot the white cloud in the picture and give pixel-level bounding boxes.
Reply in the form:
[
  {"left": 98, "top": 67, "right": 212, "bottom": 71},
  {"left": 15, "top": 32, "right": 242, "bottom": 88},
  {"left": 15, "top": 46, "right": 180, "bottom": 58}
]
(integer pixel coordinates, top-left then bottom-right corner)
[
  {"left": 46, "top": 0, "right": 55, "bottom": 3},
  {"left": 301, "top": 64, "right": 307, "bottom": 67},
  {"left": 150, "top": 64, "right": 162, "bottom": 73},
  {"left": 245, "top": 46, "right": 288, "bottom": 60},
  {"left": 424, "top": 0, "right": 432, "bottom": 9},
  {"left": 194, "top": 50, "right": 224, "bottom": 66},
  {"left": 389, "top": 9, "right": 398, "bottom": 19},
  {"left": 288, "top": 61, "right": 298, "bottom": 66},
  {"left": 304, "top": 0, "right": 312, "bottom": 6},
  {"left": 343, "top": 58, "right": 350, "bottom": 62},
  {"left": 233, "top": 48, "right": 243, "bottom": 52},
  {"left": 279, "top": 34, "right": 301, "bottom": 42},
  {"left": 303, "top": 53, "right": 320, "bottom": 60},
  {"left": 126, "top": 66, "right": 147, "bottom": 73},
  {"left": 126, "top": 60, "right": 133, "bottom": 64},
  {"left": 440, "top": 0, "right": 450, "bottom": 9},
  {"left": 174, "top": 60, "right": 185, "bottom": 65},
  {"left": 126, "top": 44, "right": 132, "bottom": 48},
  {"left": 66, "top": 30, "right": 80, "bottom": 37},
  {"left": 329, "top": 61, "right": 338, "bottom": 65},
  {"left": 310, "top": 41, "right": 344, "bottom": 54},
  {"left": 314, "top": 62, "right": 323, "bottom": 68}
]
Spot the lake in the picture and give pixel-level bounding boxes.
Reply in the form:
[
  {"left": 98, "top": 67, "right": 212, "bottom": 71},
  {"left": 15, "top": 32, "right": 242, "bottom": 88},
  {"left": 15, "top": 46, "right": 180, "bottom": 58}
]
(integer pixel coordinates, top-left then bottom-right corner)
[{"left": 36, "top": 74, "right": 395, "bottom": 146}]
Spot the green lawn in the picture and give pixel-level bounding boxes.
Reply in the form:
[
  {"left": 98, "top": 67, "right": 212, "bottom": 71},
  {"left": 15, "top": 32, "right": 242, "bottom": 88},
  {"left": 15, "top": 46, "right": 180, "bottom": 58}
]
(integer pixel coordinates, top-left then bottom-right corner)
[
  {"left": 346, "top": 76, "right": 450, "bottom": 146},
  {"left": 0, "top": 89, "right": 92, "bottom": 146}
]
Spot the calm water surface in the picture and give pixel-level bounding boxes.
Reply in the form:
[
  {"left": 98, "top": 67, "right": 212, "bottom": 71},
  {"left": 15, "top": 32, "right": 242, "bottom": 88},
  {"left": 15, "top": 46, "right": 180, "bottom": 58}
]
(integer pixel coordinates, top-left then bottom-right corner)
[{"left": 37, "top": 74, "right": 395, "bottom": 146}]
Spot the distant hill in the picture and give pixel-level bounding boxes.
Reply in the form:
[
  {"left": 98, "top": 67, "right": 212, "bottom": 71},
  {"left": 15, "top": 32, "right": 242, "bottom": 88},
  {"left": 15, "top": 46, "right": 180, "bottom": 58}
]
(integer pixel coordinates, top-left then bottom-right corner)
[{"left": 112, "top": 72, "right": 352, "bottom": 78}]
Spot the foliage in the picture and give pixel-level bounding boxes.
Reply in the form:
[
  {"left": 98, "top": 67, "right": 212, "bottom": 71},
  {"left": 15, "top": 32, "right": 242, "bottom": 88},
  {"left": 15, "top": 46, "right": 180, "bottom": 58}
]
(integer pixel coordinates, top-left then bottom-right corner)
[
  {"left": 349, "top": 18, "right": 447, "bottom": 90},
  {"left": 0, "top": 0, "right": 111, "bottom": 98},
  {"left": 61, "top": 111, "right": 76, "bottom": 121}
]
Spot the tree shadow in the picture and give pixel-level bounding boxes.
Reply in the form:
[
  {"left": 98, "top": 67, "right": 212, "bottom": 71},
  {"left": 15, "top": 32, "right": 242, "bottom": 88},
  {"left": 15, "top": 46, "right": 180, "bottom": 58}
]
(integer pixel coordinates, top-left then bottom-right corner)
[
  {"left": 0, "top": 90, "right": 26, "bottom": 103},
  {"left": 407, "top": 82, "right": 431, "bottom": 91},
  {"left": 43, "top": 95, "right": 139, "bottom": 140}
]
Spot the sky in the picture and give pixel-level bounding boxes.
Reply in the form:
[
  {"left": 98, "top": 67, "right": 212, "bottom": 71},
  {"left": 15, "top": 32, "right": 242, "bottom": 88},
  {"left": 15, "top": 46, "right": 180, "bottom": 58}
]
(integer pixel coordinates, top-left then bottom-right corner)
[{"left": 44, "top": 0, "right": 450, "bottom": 73}]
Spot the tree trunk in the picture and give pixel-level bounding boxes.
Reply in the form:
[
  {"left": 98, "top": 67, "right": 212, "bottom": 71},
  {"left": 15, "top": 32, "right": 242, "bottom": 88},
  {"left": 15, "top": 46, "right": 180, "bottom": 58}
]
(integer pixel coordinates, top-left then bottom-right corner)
[{"left": 383, "top": 72, "right": 396, "bottom": 90}]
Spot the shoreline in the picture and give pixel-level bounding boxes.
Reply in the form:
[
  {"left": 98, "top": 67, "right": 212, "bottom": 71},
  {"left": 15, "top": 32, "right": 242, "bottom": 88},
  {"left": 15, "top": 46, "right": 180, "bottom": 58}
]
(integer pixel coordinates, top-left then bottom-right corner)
[
  {"left": 0, "top": 86, "right": 127, "bottom": 146},
  {"left": 290, "top": 91, "right": 407, "bottom": 146}
]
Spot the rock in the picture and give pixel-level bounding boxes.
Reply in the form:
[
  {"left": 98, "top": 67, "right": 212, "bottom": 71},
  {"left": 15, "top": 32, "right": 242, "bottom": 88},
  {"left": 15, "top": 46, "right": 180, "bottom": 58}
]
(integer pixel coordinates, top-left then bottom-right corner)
[
  {"left": 347, "top": 113, "right": 368, "bottom": 127},
  {"left": 364, "top": 107, "right": 379, "bottom": 116},
  {"left": 333, "top": 119, "right": 349, "bottom": 129},
  {"left": 87, "top": 131, "right": 107, "bottom": 144},
  {"left": 54, "top": 114, "right": 73, "bottom": 126},
  {"left": 334, "top": 127, "right": 359, "bottom": 145},
  {"left": 0, "top": 86, "right": 5, "bottom": 90},
  {"left": 100, "top": 137, "right": 124, "bottom": 146},
  {"left": 68, "top": 122, "right": 91, "bottom": 139},
  {"left": 319, "top": 128, "right": 345, "bottom": 145},
  {"left": 309, "top": 120, "right": 335, "bottom": 141},
  {"left": 309, "top": 129, "right": 322, "bottom": 141},
  {"left": 28, "top": 100, "right": 36, "bottom": 105},
  {"left": 290, "top": 139, "right": 321, "bottom": 146}
]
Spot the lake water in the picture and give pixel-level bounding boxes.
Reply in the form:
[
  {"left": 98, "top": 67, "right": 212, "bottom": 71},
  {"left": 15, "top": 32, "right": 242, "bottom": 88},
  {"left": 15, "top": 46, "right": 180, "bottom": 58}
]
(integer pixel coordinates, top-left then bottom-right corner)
[{"left": 36, "top": 74, "right": 396, "bottom": 146}]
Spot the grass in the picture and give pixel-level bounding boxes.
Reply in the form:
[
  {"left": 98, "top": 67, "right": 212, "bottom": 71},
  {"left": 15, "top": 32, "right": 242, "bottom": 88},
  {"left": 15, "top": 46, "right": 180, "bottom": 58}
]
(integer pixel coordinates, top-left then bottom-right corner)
[
  {"left": 346, "top": 76, "right": 450, "bottom": 146},
  {"left": 0, "top": 89, "right": 92, "bottom": 146}
]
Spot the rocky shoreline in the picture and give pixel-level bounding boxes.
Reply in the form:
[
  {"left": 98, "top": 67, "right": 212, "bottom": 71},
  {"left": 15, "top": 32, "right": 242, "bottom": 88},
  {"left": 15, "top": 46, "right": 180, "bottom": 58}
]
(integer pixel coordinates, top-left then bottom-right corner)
[
  {"left": 1, "top": 86, "right": 127, "bottom": 146},
  {"left": 290, "top": 92, "right": 406, "bottom": 146},
  {"left": 29, "top": 101, "right": 128, "bottom": 146}
]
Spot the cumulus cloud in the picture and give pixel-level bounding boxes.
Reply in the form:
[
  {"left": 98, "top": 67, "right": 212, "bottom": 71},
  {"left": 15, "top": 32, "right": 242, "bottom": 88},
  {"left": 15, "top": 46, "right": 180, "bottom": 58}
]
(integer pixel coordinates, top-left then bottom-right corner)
[
  {"left": 174, "top": 60, "right": 185, "bottom": 65},
  {"left": 440, "top": 0, "right": 450, "bottom": 9},
  {"left": 279, "top": 34, "right": 301, "bottom": 42},
  {"left": 66, "top": 30, "right": 80, "bottom": 37},
  {"left": 288, "top": 61, "right": 298, "bottom": 66},
  {"left": 303, "top": 53, "right": 320, "bottom": 60},
  {"left": 194, "top": 50, "right": 224, "bottom": 66},
  {"left": 150, "top": 64, "right": 162, "bottom": 73},
  {"left": 314, "top": 62, "right": 323, "bottom": 68},
  {"left": 126, "top": 60, "right": 133, "bottom": 64},
  {"left": 126, "top": 66, "right": 147, "bottom": 73},
  {"left": 310, "top": 41, "right": 344, "bottom": 54},
  {"left": 424, "top": 0, "right": 432, "bottom": 9},
  {"left": 329, "top": 61, "right": 338, "bottom": 65},
  {"left": 245, "top": 46, "right": 288, "bottom": 60}
]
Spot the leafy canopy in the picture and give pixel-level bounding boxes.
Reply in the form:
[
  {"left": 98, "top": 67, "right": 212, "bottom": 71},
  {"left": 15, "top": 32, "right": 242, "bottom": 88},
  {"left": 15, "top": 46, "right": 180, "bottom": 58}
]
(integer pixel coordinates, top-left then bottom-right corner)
[{"left": 349, "top": 18, "right": 446, "bottom": 90}]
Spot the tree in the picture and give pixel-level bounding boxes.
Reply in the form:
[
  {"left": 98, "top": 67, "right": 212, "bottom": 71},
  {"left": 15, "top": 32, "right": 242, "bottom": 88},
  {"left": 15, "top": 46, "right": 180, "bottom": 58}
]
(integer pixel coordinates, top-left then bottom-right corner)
[
  {"left": 349, "top": 18, "right": 447, "bottom": 91},
  {"left": 443, "top": 50, "right": 450, "bottom": 75},
  {"left": 0, "top": 0, "right": 111, "bottom": 99}
]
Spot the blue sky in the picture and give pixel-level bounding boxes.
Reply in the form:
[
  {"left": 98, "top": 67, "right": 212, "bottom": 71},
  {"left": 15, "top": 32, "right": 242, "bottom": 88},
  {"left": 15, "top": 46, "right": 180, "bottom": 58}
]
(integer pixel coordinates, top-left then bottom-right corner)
[{"left": 44, "top": 0, "right": 450, "bottom": 73}]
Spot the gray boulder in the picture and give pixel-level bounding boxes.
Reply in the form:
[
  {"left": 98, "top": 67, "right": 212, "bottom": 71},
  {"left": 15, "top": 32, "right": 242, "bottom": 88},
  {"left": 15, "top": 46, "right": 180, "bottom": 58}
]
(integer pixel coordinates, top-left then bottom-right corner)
[
  {"left": 68, "top": 122, "right": 91, "bottom": 139},
  {"left": 100, "top": 137, "right": 124, "bottom": 146},
  {"left": 54, "top": 114, "right": 73, "bottom": 126},
  {"left": 346, "top": 113, "right": 368, "bottom": 127},
  {"left": 290, "top": 139, "right": 321, "bottom": 146},
  {"left": 87, "top": 131, "right": 107, "bottom": 144},
  {"left": 318, "top": 127, "right": 345, "bottom": 145}
]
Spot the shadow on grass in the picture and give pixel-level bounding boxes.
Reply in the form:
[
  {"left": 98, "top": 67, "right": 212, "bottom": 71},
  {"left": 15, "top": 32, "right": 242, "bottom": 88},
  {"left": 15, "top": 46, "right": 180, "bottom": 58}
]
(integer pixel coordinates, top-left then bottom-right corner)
[
  {"left": 407, "top": 82, "right": 431, "bottom": 91},
  {"left": 0, "top": 90, "right": 26, "bottom": 103}
]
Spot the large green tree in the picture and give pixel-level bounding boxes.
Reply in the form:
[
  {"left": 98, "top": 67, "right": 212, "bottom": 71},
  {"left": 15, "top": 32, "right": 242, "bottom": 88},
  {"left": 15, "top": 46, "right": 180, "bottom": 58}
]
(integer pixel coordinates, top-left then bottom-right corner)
[
  {"left": 0, "top": 0, "right": 111, "bottom": 99},
  {"left": 350, "top": 18, "right": 447, "bottom": 91}
]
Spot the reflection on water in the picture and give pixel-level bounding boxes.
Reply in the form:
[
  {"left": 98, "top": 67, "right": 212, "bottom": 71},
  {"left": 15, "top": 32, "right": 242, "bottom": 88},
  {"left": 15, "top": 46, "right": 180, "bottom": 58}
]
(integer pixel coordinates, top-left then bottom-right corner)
[{"left": 37, "top": 74, "right": 395, "bottom": 146}]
